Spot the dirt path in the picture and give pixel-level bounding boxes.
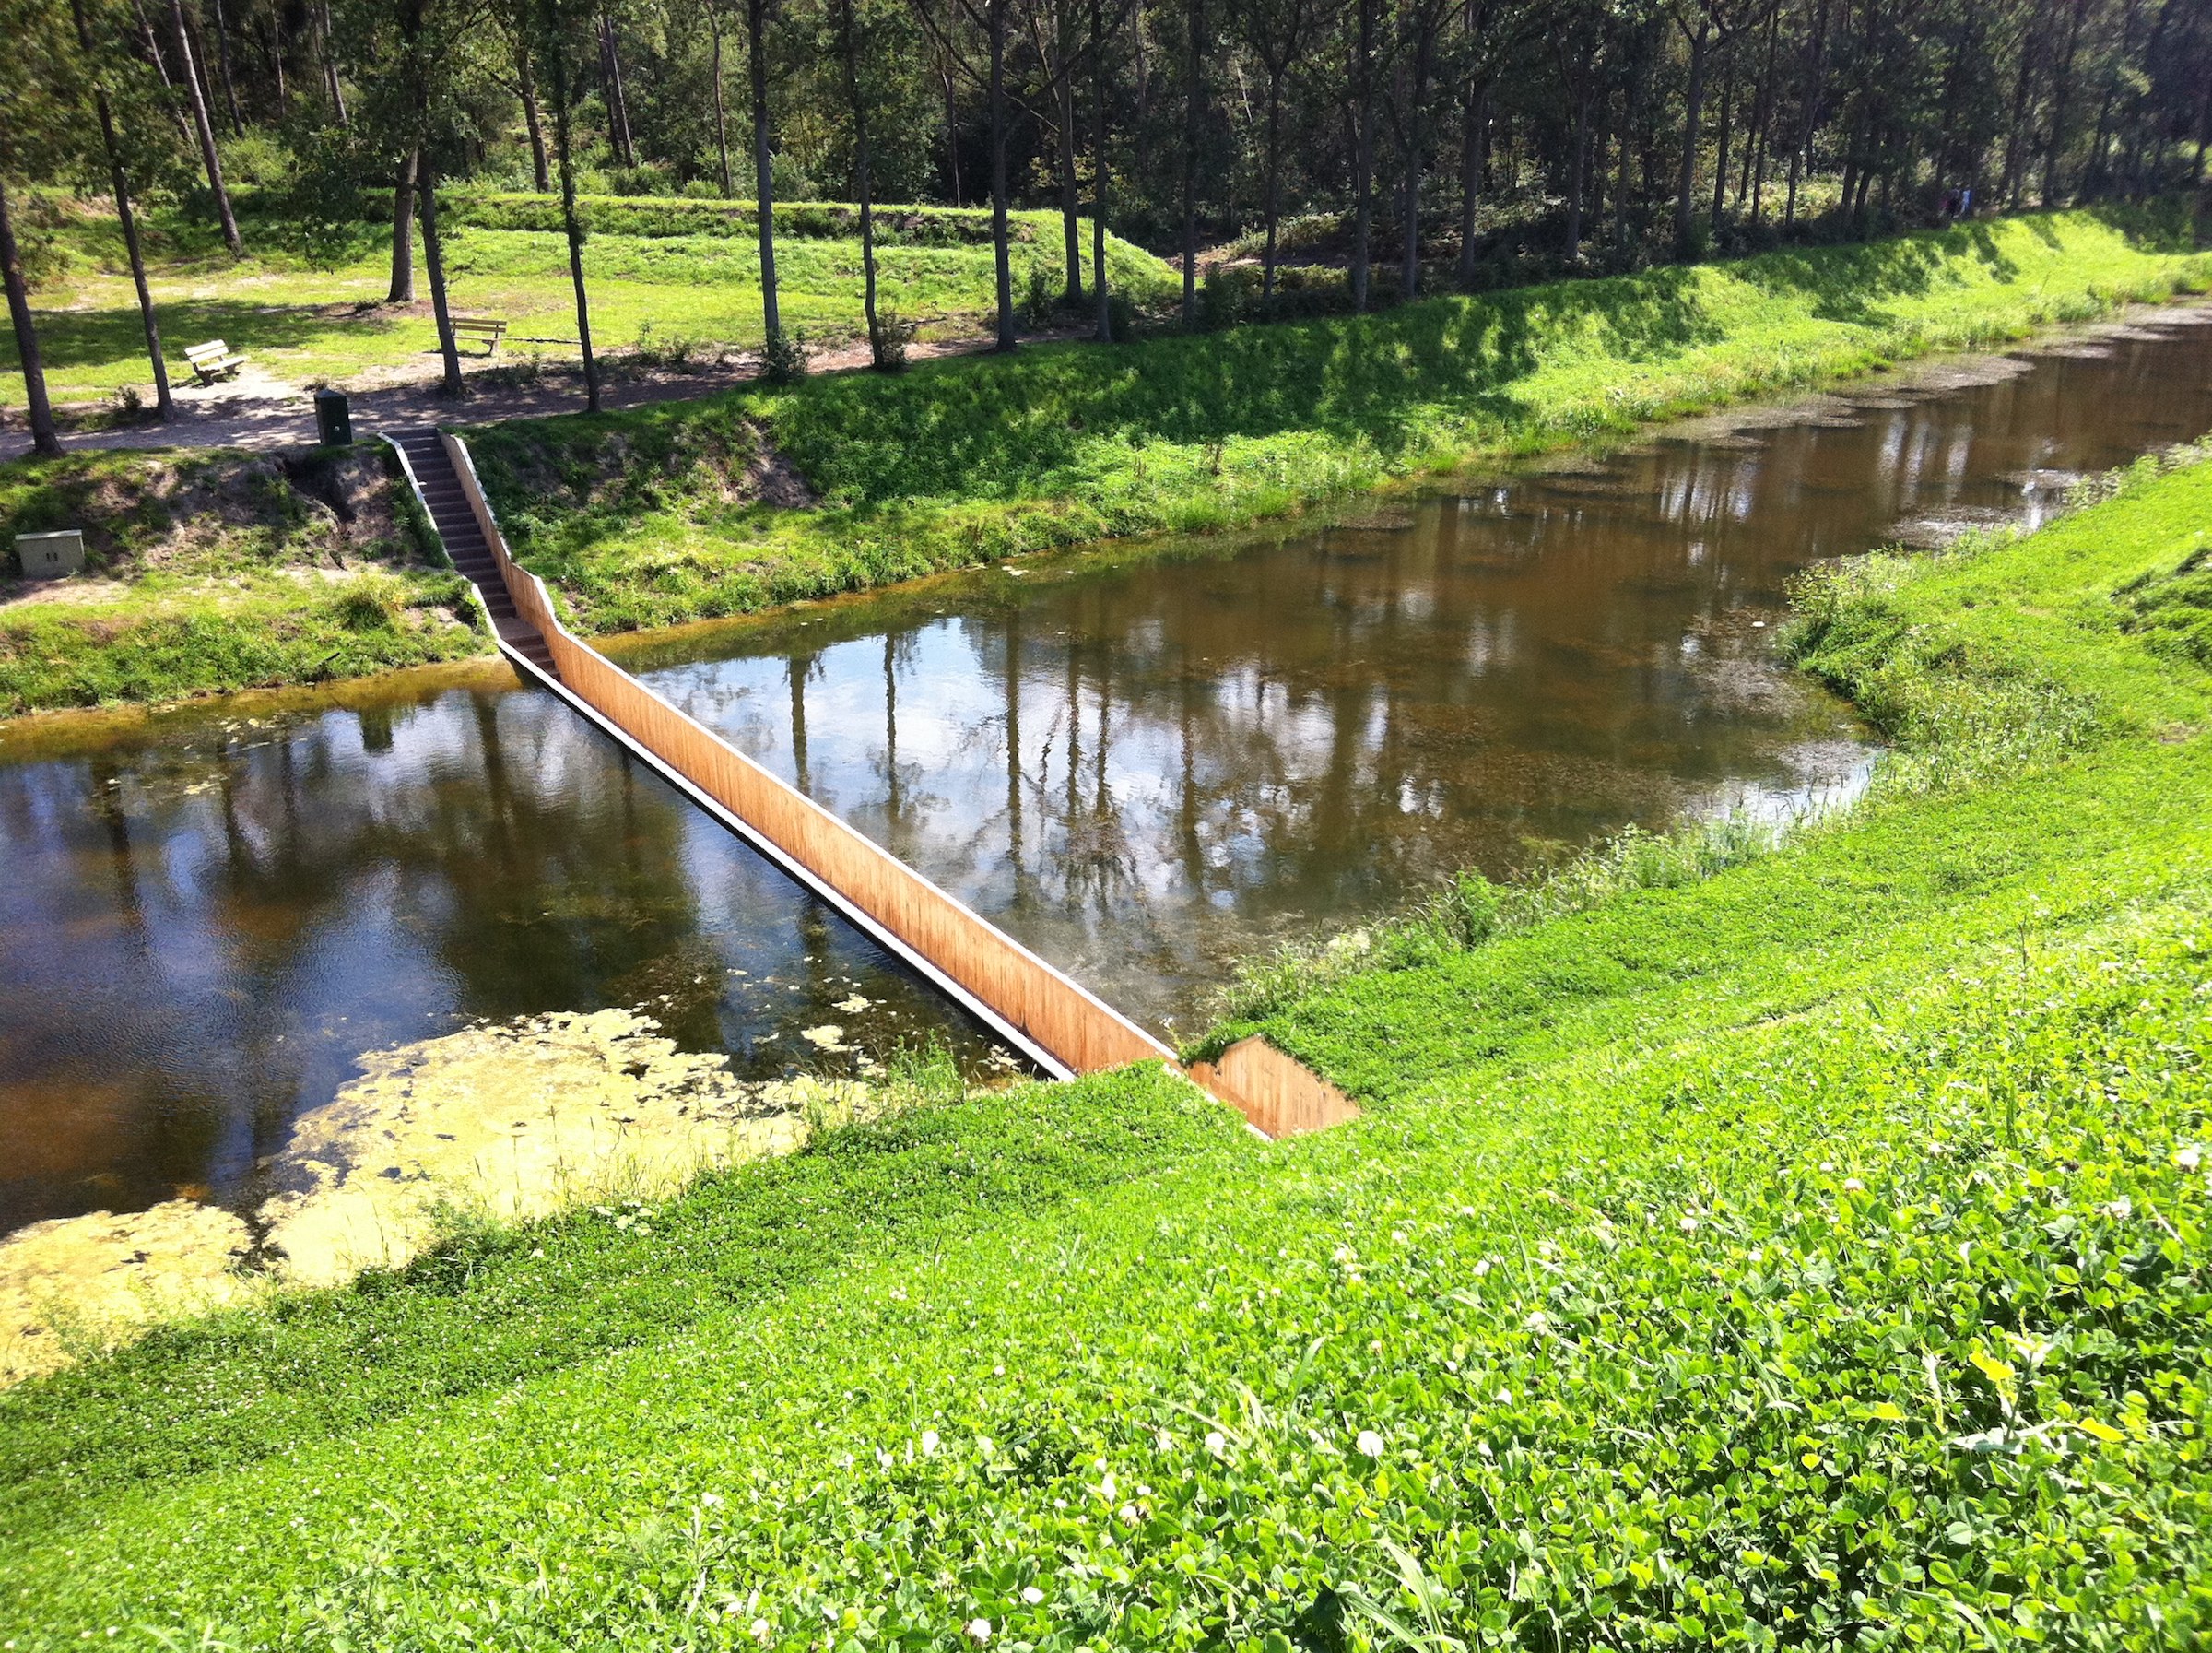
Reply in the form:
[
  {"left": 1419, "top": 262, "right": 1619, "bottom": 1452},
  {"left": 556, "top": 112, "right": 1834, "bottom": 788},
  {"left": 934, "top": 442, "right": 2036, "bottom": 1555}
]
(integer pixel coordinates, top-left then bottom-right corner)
[{"left": 9, "top": 323, "right": 1088, "bottom": 455}]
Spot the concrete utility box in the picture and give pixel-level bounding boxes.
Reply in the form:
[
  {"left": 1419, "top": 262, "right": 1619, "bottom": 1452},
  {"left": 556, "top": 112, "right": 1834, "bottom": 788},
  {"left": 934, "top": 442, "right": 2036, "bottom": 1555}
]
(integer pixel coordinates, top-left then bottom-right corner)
[{"left": 15, "top": 530, "right": 85, "bottom": 580}]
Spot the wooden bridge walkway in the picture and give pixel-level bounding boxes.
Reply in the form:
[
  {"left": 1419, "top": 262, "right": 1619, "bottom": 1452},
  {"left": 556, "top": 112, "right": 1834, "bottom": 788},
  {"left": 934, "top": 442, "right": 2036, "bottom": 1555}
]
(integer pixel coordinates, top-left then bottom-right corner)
[{"left": 385, "top": 427, "right": 1353, "bottom": 1137}]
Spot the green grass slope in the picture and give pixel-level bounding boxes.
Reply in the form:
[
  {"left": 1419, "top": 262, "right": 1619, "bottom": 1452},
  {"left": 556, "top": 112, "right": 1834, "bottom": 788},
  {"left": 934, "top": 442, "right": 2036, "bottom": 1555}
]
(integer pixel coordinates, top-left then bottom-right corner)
[
  {"left": 0, "top": 444, "right": 483, "bottom": 716},
  {"left": 2, "top": 443, "right": 2208, "bottom": 1640},
  {"left": 1, "top": 193, "right": 1177, "bottom": 409},
  {"left": 470, "top": 206, "right": 2212, "bottom": 634}
]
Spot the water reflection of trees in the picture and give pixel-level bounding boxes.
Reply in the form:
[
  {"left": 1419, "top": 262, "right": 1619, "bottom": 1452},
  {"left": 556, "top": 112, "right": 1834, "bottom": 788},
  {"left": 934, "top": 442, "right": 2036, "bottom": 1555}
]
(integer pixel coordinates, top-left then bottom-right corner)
[{"left": 1, "top": 686, "right": 956, "bottom": 1228}]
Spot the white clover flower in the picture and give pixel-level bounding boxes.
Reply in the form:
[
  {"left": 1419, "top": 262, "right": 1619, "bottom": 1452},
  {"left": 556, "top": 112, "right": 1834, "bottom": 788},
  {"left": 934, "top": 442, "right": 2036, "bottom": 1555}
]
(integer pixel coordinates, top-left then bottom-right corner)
[
  {"left": 1118, "top": 1504, "right": 1139, "bottom": 1522},
  {"left": 1843, "top": 1178, "right": 1865, "bottom": 1192},
  {"left": 976, "top": 1436, "right": 994, "bottom": 1456},
  {"left": 1021, "top": 1587, "right": 1045, "bottom": 1606},
  {"left": 1678, "top": 1216, "right": 1700, "bottom": 1233},
  {"left": 1471, "top": 1258, "right": 1492, "bottom": 1277},
  {"left": 1819, "top": 1162, "right": 1834, "bottom": 1174},
  {"left": 875, "top": 1448, "right": 894, "bottom": 1469},
  {"left": 1100, "top": 1472, "right": 1117, "bottom": 1498},
  {"left": 920, "top": 1430, "right": 941, "bottom": 1456},
  {"left": 1747, "top": 1248, "right": 1763, "bottom": 1264},
  {"left": 1356, "top": 1430, "right": 1385, "bottom": 1458},
  {"left": 1156, "top": 1428, "right": 1175, "bottom": 1451},
  {"left": 965, "top": 1619, "right": 993, "bottom": 1644},
  {"left": 2100, "top": 1198, "right": 2133, "bottom": 1220},
  {"left": 1205, "top": 1430, "right": 1227, "bottom": 1456},
  {"left": 749, "top": 1619, "right": 771, "bottom": 1643},
  {"left": 2175, "top": 1144, "right": 2203, "bottom": 1171},
  {"left": 701, "top": 1491, "right": 724, "bottom": 1506}
]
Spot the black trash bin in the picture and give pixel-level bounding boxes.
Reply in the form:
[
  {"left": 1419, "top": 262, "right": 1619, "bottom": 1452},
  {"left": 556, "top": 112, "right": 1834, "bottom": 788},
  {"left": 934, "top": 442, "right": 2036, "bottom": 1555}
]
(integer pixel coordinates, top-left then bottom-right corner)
[{"left": 313, "top": 388, "right": 353, "bottom": 447}]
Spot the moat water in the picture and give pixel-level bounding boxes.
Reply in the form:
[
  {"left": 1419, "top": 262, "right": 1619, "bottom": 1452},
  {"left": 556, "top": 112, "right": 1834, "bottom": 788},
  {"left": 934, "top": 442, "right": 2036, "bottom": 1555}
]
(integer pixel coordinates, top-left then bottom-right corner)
[{"left": 6, "top": 304, "right": 2211, "bottom": 1232}]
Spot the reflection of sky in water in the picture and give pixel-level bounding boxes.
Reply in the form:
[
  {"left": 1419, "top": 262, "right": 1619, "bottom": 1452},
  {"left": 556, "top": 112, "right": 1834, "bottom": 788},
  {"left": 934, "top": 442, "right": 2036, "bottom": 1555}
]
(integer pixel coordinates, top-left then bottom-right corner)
[
  {"left": 633, "top": 313, "right": 2212, "bottom": 1031},
  {"left": 0, "top": 687, "right": 1005, "bottom": 1231}
]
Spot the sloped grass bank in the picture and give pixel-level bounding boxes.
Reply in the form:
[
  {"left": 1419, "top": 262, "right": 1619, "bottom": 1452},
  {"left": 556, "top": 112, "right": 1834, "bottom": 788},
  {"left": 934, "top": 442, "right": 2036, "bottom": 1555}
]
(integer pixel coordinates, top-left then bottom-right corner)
[
  {"left": 4, "top": 195, "right": 1176, "bottom": 411},
  {"left": 474, "top": 207, "right": 2211, "bottom": 634},
  {"left": 1, "top": 451, "right": 2207, "bottom": 1641},
  {"left": 0, "top": 445, "right": 482, "bottom": 716}
]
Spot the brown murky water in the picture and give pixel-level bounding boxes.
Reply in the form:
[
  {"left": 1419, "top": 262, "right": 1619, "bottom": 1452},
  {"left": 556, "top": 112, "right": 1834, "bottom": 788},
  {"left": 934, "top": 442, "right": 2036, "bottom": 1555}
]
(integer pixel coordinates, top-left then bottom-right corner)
[
  {"left": 6, "top": 306, "right": 2212, "bottom": 1234},
  {"left": 624, "top": 307, "right": 2212, "bottom": 1032}
]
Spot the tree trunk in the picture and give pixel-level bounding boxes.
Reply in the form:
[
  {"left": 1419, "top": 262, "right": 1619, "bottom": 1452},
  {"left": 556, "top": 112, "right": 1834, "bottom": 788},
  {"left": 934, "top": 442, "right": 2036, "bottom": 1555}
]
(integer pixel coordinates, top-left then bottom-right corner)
[
  {"left": 943, "top": 65, "right": 964, "bottom": 206},
  {"left": 2042, "top": 0, "right": 2091, "bottom": 204},
  {"left": 747, "top": 0, "right": 781, "bottom": 346},
  {"left": 263, "top": 11, "right": 285, "bottom": 104},
  {"left": 1709, "top": 40, "right": 1733, "bottom": 230},
  {"left": 1263, "top": 68, "right": 1285, "bottom": 298},
  {"left": 1675, "top": 16, "right": 1708, "bottom": 257},
  {"left": 171, "top": 0, "right": 242, "bottom": 254},
  {"left": 0, "top": 177, "right": 62, "bottom": 457},
  {"left": 1564, "top": 40, "right": 1593, "bottom": 256},
  {"left": 389, "top": 148, "right": 418, "bottom": 303},
  {"left": 990, "top": 0, "right": 1016, "bottom": 349},
  {"left": 600, "top": 13, "right": 636, "bottom": 166},
  {"left": 73, "top": 0, "right": 175, "bottom": 419},
  {"left": 319, "top": 1, "right": 348, "bottom": 125},
  {"left": 710, "top": 3, "right": 735, "bottom": 196},
  {"left": 1056, "top": 58, "right": 1084, "bottom": 302},
  {"left": 547, "top": 29, "right": 600, "bottom": 410},
  {"left": 1182, "top": 0, "right": 1202, "bottom": 325},
  {"left": 417, "top": 161, "right": 465, "bottom": 397},
  {"left": 838, "top": 0, "right": 883, "bottom": 364},
  {"left": 209, "top": 0, "right": 244, "bottom": 133},
  {"left": 1398, "top": 19, "right": 1435, "bottom": 301},
  {"left": 515, "top": 31, "right": 550, "bottom": 191},
  {"left": 1091, "top": 0, "right": 1111, "bottom": 341},
  {"left": 1350, "top": 0, "right": 1377, "bottom": 310},
  {"left": 1456, "top": 66, "right": 1488, "bottom": 284}
]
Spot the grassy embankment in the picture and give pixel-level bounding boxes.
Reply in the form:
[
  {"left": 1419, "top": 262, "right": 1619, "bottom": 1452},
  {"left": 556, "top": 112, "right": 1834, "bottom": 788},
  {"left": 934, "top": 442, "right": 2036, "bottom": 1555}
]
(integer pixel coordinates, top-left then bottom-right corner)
[
  {"left": 0, "top": 192, "right": 1176, "bottom": 409},
  {"left": 0, "top": 445, "right": 481, "bottom": 714},
  {"left": 2, "top": 443, "right": 2208, "bottom": 1638},
  {"left": 472, "top": 206, "right": 2212, "bottom": 633}
]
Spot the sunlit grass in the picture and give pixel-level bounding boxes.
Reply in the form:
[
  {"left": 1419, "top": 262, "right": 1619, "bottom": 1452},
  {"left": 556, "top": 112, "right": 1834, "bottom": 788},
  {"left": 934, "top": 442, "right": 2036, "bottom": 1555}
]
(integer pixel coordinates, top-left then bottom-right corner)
[{"left": 2, "top": 449, "right": 2208, "bottom": 1648}]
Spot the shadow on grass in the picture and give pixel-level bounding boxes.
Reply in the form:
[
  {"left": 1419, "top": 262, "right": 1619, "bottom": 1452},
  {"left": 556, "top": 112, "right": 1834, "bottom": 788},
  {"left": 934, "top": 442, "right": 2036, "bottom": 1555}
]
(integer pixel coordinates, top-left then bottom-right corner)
[{"left": 2, "top": 299, "right": 416, "bottom": 384}]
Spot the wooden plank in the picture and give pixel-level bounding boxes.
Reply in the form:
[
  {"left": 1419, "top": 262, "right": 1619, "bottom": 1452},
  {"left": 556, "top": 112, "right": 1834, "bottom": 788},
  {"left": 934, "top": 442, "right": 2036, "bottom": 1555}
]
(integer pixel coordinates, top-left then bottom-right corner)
[
  {"left": 429, "top": 431, "right": 1357, "bottom": 1135},
  {"left": 1189, "top": 1037, "right": 1360, "bottom": 1139}
]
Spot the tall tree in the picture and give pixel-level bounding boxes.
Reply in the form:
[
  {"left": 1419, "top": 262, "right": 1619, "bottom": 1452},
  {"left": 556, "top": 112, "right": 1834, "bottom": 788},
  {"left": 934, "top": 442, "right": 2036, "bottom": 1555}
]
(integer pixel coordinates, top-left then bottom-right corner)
[
  {"left": 989, "top": 0, "right": 1015, "bottom": 347},
  {"left": 1090, "top": 0, "right": 1112, "bottom": 338},
  {"left": 169, "top": 0, "right": 241, "bottom": 254},
  {"left": 533, "top": 0, "right": 599, "bottom": 407},
  {"left": 836, "top": 0, "right": 886, "bottom": 361},
  {"left": 68, "top": 0, "right": 175, "bottom": 419},
  {"left": 1229, "top": 0, "right": 1325, "bottom": 300},
  {"left": 747, "top": 0, "right": 782, "bottom": 350},
  {"left": 1180, "top": 0, "right": 1202, "bottom": 322},
  {"left": 1347, "top": 0, "right": 1380, "bottom": 310},
  {"left": 0, "top": 175, "right": 59, "bottom": 455}
]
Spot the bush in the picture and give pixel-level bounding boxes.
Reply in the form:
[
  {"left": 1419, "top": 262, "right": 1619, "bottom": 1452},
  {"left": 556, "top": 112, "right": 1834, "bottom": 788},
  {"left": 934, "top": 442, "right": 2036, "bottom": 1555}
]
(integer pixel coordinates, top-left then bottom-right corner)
[
  {"left": 868, "top": 309, "right": 918, "bottom": 372},
  {"left": 759, "top": 326, "right": 811, "bottom": 384},
  {"left": 1198, "top": 265, "right": 1253, "bottom": 331}
]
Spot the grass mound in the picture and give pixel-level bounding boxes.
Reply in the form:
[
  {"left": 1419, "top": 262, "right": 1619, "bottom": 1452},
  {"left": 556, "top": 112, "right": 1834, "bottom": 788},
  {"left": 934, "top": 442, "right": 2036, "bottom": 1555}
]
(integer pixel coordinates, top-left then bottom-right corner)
[
  {"left": 1, "top": 424, "right": 2207, "bottom": 1644},
  {"left": 0, "top": 445, "right": 481, "bottom": 715},
  {"left": 473, "top": 207, "right": 2211, "bottom": 635}
]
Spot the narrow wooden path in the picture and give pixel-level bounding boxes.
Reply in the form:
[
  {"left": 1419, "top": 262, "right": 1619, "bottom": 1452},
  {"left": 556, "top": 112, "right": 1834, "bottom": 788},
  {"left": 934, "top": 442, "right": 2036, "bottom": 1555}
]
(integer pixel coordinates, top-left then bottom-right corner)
[{"left": 383, "top": 427, "right": 1355, "bottom": 1137}]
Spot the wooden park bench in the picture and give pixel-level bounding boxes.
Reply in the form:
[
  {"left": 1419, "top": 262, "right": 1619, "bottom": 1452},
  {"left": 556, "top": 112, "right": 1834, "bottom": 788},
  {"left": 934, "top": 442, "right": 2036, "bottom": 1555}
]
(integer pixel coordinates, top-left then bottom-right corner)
[
  {"left": 451, "top": 316, "right": 509, "bottom": 358},
  {"left": 184, "top": 339, "right": 246, "bottom": 383}
]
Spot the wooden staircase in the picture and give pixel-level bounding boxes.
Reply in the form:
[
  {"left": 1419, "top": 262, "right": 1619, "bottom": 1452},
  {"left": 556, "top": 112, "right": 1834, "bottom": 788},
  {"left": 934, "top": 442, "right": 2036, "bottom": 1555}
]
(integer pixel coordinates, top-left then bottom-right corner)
[{"left": 389, "top": 428, "right": 559, "bottom": 678}]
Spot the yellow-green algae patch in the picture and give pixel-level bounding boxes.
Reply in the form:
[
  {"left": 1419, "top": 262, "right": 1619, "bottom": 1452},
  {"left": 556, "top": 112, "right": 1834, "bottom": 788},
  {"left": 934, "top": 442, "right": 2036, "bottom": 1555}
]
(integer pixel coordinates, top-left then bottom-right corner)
[
  {"left": 260, "top": 1008, "right": 858, "bottom": 1288},
  {"left": 0, "top": 1009, "right": 869, "bottom": 1381},
  {"left": 0, "top": 1199, "right": 253, "bottom": 1384}
]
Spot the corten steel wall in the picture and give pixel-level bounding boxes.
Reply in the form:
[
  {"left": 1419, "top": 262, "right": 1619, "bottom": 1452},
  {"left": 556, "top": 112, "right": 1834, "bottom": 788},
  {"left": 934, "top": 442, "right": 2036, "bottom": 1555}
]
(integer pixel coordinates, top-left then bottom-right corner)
[{"left": 438, "top": 432, "right": 1175, "bottom": 1080}]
